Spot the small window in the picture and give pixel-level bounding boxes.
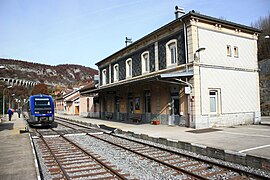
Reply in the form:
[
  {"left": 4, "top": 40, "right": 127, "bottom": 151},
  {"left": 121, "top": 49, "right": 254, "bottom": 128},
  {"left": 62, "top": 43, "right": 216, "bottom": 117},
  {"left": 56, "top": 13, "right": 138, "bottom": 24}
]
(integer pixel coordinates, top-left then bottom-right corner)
[
  {"left": 102, "top": 69, "right": 106, "bottom": 85},
  {"left": 126, "top": 58, "right": 132, "bottom": 78},
  {"left": 226, "top": 45, "right": 231, "bottom": 56},
  {"left": 141, "top": 52, "right": 149, "bottom": 74},
  {"left": 234, "top": 46, "right": 239, "bottom": 57},
  {"left": 113, "top": 64, "right": 119, "bottom": 82}
]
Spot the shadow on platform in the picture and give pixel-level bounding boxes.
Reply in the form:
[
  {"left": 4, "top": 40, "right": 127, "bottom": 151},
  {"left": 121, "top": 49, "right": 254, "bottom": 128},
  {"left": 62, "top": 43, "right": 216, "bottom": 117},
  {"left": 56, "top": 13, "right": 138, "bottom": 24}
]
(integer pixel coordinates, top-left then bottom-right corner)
[{"left": 0, "top": 122, "right": 14, "bottom": 131}]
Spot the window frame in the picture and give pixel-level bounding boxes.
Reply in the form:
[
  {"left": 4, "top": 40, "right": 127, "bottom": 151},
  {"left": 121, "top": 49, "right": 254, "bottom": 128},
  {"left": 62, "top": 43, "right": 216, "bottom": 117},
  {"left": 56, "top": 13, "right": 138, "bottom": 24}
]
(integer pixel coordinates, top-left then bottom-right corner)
[
  {"left": 209, "top": 89, "right": 221, "bottom": 115},
  {"left": 226, "top": 45, "right": 232, "bottom": 57},
  {"left": 166, "top": 39, "right": 178, "bottom": 67},
  {"left": 126, "top": 58, "right": 132, "bottom": 78},
  {"left": 113, "top": 64, "right": 119, "bottom": 82},
  {"left": 102, "top": 69, "right": 107, "bottom": 85},
  {"left": 234, "top": 46, "right": 239, "bottom": 58},
  {"left": 141, "top": 51, "right": 150, "bottom": 74}
]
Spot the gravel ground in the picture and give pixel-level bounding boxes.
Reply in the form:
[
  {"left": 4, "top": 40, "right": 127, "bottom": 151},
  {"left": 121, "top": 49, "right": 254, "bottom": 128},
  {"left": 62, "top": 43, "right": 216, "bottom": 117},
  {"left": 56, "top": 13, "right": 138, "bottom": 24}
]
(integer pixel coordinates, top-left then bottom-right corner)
[
  {"left": 68, "top": 135, "right": 191, "bottom": 180},
  {"left": 32, "top": 121, "right": 270, "bottom": 179},
  {"left": 115, "top": 133, "right": 270, "bottom": 178}
]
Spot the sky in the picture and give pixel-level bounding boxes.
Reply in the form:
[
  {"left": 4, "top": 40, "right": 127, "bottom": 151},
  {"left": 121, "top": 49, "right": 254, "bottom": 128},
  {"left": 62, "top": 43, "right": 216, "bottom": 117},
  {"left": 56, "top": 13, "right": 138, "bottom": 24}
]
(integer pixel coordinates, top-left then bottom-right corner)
[{"left": 0, "top": 0, "right": 269, "bottom": 69}]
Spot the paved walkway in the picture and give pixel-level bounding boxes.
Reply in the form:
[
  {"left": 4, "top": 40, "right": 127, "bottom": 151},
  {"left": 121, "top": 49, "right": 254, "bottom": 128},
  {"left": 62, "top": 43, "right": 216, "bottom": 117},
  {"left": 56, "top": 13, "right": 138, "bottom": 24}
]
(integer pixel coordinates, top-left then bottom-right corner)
[
  {"left": 0, "top": 114, "right": 37, "bottom": 180},
  {"left": 56, "top": 114, "right": 270, "bottom": 160}
]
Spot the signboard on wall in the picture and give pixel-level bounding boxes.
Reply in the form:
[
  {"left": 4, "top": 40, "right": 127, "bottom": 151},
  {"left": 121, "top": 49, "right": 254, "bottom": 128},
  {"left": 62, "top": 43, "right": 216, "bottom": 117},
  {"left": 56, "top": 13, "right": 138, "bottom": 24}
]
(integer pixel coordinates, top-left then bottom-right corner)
[{"left": 185, "top": 86, "right": 191, "bottom": 94}]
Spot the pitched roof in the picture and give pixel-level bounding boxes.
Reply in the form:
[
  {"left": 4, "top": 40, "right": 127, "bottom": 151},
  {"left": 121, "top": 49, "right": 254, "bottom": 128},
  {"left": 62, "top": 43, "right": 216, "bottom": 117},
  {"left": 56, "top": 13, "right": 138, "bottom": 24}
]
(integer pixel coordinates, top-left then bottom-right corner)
[{"left": 95, "top": 11, "right": 260, "bottom": 67}]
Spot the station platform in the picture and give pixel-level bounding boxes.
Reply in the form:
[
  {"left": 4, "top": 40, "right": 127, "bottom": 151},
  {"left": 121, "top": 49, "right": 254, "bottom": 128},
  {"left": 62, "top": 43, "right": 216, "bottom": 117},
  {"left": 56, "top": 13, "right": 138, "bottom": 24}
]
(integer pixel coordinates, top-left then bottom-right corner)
[
  {"left": 56, "top": 114, "right": 270, "bottom": 171},
  {"left": 0, "top": 114, "right": 38, "bottom": 180},
  {"left": 0, "top": 113, "right": 269, "bottom": 179}
]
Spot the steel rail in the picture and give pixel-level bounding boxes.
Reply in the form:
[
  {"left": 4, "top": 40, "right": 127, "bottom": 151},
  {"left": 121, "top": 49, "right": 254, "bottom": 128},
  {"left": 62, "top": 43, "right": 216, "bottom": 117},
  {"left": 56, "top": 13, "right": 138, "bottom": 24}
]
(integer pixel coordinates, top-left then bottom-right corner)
[
  {"left": 55, "top": 120, "right": 203, "bottom": 179},
  {"left": 55, "top": 117, "right": 267, "bottom": 179},
  {"left": 39, "top": 134, "right": 70, "bottom": 180},
  {"left": 89, "top": 133, "right": 205, "bottom": 179},
  {"left": 109, "top": 133, "right": 267, "bottom": 180},
  {"left": 49, "top": 128, "right": 128, "bottom": 180}
]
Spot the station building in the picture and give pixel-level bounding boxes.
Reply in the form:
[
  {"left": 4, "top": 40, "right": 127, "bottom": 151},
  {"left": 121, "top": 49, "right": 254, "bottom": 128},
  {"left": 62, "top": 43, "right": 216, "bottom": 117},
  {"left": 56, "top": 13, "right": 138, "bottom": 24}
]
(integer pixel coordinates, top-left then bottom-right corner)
[
  {"left": 55, "top": 89, "right": 80, "bottom": 115},
  {"left": 94, "top": 9, "right": 261, "bottom": 128},
  {"left": 79, "top": 84, "right": 100, "bottom": 118}
]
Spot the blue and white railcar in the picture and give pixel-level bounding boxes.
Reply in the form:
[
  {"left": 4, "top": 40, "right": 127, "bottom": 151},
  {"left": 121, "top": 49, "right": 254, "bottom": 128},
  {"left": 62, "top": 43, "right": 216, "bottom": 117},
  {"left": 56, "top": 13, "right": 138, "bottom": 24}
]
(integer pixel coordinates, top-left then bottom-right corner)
[{"left": 26, "top": 94, "right": 54, "bottom": 127}]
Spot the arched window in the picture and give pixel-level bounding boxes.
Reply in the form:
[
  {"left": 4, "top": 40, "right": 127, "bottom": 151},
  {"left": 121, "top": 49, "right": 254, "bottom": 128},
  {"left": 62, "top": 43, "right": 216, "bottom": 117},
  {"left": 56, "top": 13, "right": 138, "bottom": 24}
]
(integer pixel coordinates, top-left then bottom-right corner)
[
  {"left": 126, "top": 58, "right": 132, "bottom": 78},
  {"left": 141, "top": 51, "right": 150, "bottom": 74},
  {"left": 102, "top": 69, "right": 107, "bottom": 85},
  {"left": 166, "top": 39, "right": 178, "bottom": 67},
  {"left": 113, "top": 64, "right": 119, "bottom": 82}
]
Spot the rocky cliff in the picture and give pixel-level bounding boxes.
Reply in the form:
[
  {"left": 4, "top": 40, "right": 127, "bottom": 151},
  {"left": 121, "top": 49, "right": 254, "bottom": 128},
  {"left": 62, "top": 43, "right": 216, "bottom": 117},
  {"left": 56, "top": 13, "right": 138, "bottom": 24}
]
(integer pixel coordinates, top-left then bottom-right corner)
[{"left": 0, "top": 58, "right": 98, "bottom": 87}]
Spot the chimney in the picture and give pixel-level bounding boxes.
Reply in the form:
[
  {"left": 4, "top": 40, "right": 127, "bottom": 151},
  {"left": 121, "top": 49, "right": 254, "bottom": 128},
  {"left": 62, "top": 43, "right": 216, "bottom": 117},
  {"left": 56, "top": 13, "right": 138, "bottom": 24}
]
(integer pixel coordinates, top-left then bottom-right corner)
[{"left": 175, "top": 6, "right": 185, "bottom": 19}]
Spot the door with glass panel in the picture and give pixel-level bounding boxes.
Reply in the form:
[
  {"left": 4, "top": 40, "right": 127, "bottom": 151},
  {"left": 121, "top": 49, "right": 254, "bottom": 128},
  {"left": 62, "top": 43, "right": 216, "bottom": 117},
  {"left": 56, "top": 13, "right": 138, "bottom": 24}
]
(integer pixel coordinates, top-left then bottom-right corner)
[{"left": 169, "top": 96, "right": 180, "bottom": 125}]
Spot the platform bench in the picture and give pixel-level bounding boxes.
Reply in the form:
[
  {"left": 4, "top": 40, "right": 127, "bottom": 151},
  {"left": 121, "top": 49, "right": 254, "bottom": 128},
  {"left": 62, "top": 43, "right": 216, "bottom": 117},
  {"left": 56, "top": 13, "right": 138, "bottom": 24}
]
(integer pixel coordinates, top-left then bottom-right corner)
[
  {"left": 105, "top": 112, "right": 113, "bottom": 120},
  {"left": 130, "top": 114, "right": 142, "bottom": 123}
]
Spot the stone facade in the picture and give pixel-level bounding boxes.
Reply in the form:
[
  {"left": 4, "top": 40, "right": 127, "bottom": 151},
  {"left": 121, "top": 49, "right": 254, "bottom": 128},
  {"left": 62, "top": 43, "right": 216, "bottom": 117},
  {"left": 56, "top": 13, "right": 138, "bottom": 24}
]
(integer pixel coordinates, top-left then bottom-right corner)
[{"left": 95, "top": 11, "right": 260, "bottom": 128}]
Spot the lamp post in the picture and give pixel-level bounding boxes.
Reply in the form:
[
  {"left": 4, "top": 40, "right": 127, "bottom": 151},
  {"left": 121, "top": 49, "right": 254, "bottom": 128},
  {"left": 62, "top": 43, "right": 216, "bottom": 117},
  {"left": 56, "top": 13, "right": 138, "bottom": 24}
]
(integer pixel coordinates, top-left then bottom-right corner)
[
  {"left": 2, "top": 86, "right": 12, "bottom": 121},
  {"left": 9, "top": 93, "right": 15, "bottom": 109},
  {"left": 194, "top": 47, "right": 206, "bottom": 62}
]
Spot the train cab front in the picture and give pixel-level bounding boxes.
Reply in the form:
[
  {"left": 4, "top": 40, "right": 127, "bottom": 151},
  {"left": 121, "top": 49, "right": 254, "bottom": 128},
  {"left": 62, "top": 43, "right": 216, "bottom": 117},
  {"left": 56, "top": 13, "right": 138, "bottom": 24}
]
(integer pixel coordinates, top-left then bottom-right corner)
[
  {"left": 30, "top": 114, "right": 54, "bottom": 127},
  {"left": 28, "top": 95, "right": 55, "bottom": 127}
]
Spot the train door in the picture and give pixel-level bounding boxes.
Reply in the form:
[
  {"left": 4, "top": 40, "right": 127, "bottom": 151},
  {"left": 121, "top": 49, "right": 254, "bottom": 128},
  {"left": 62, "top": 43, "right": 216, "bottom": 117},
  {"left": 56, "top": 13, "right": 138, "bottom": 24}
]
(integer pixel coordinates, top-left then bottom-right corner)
[{"left": 115, "top": 96, "right": 120, "bottom": 120}]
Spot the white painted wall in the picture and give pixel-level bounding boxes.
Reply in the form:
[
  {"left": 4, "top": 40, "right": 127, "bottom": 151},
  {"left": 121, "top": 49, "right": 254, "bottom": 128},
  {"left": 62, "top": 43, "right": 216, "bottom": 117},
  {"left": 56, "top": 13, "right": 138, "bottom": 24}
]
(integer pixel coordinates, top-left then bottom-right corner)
[
  {"left": 198, "top": 28, "right": 258, "bottom": 69},
  {"left": 200, "top": 68, "right": 259, "bottom": 115}
]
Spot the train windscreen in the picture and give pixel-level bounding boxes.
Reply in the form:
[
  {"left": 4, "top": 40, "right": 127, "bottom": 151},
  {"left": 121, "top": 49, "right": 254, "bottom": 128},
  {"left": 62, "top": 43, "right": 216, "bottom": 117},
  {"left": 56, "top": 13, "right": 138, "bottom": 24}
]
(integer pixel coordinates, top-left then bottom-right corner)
[{"left": 34, "top": 98, "right": 52, "bottom": 114}]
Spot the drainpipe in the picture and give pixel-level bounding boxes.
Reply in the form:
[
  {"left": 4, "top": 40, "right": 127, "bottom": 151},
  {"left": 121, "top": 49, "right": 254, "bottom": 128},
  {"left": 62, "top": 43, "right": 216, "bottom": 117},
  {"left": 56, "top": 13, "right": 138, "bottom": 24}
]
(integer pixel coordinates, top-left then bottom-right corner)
[
  {"left": 183, "top": 21, "right": 188, "bottom": 72},
  {"left": 182, "top": 18, "right": 191, "bottom": 127}
]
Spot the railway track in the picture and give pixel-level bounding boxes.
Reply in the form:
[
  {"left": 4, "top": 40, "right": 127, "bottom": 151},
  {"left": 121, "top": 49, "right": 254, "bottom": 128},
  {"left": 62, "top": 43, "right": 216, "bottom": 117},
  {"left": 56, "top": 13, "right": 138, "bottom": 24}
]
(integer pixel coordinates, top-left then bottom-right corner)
[
  {"left": 30, "top": 118, "right": 269, "bottom": 179},
  {"left": 31, "top": 127, "right": 129, "bottom": 179}
]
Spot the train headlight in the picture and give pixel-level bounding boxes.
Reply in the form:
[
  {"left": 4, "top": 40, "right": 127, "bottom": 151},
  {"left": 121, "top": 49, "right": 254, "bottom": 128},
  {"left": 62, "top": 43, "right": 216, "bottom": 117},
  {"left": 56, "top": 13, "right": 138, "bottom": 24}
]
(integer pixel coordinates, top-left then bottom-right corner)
[
  {"left": 49, "top": 116, "right": 54, "bottom": 121},
  {"left": 47, "top": 111, "right": 52, "bottom": 114},
  {"left": 35, "top": 111, "right": 39, "bottom": 114}
]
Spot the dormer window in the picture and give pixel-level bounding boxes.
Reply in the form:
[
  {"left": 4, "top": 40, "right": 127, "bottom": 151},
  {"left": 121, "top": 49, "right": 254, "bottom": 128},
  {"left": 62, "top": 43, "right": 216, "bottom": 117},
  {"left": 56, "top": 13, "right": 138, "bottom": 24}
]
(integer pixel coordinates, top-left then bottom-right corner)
[
  {"left": 113, "top": 64, "right": 119, "bottom": 82},
  {"left": 126, "top": 58, "right": 132, "bottom": 78},
  {"left": 141, "top": 51, "right": 150, "bottom": 74},
  {"left": 166, "top": 39, "right": 178, "bottom": 67},
  {"left": 102, "top": 69, "right": 107, "bottom": 85}
]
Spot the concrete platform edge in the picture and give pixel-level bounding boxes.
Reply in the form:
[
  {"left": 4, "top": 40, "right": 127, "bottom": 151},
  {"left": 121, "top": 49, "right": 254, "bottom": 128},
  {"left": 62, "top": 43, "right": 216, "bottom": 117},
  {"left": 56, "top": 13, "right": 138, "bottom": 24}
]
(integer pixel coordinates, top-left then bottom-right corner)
[
  {"left": 57, "top": 116, "right": 270, "bottom": 171},
  {"left": 28, "top": 133, "right": 42, "bottom": 180}
]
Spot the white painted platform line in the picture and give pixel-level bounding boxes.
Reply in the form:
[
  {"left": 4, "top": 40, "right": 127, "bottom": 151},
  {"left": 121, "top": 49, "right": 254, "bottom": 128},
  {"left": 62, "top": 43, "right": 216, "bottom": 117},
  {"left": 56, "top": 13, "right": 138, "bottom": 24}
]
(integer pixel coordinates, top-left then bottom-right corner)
[
  {"left": 29, "top": 133, "right": 41, "bottom": 180},
  {"left": 238, "top": 144, "right": 270, "bottom": 153},
  {"left": 218, "top": 131, "right": 270, "bottom": 138}
]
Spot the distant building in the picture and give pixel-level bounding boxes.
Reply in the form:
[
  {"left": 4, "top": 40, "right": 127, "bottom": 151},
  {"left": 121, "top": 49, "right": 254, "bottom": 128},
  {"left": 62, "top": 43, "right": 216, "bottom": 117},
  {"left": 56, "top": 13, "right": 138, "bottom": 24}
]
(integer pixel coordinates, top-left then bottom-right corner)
[
  {"left": 79, "top": 84, "right": 100, "bottom": 118},
  {"left": 56, "top": 89, "right": 80, "bottom": 115},
  {"left": 95, "top": 9, "right": 260, "bottom": 128}
]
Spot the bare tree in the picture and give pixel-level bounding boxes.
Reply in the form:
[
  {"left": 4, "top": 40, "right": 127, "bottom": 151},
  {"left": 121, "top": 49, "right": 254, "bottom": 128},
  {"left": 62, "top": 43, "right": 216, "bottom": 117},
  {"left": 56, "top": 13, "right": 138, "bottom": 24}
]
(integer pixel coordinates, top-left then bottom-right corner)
[
  {"left": 251, "top": 13, "right": 270, "bottom": 61},
  {"left": 31, "top": 83, "right": 48, "bottom": 95}
]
